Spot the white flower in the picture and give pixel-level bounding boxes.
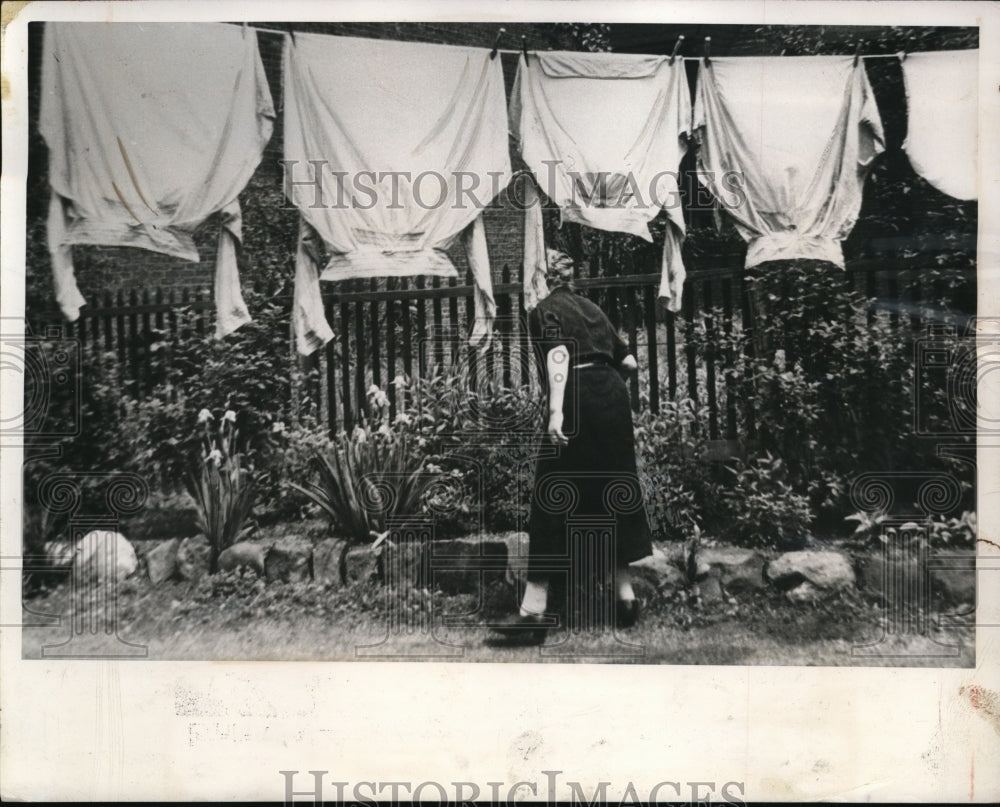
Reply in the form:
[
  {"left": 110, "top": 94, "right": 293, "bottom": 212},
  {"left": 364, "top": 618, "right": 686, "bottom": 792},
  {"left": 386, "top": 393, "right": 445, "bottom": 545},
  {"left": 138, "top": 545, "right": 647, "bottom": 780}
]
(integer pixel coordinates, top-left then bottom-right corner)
[
  {"left": 394, "top": 413, "right": 412, "bottom": 426},
  {"left": 207, "top": 449, "right": 223, "bottom": 465},
  {"left": 377, "top": 424, "right": 392, "bottom": 437},
  {"left": 426, "top": 463, "right": 442, "bottom": 474},
  {"left": 367, "top": 385, "right": 389, "bottom": 409},
  {"left": 223, "top": 410, "right": 237, "bottom": 423},
  {"left": 774, "top": 349, "right": 786, "bottom": 371},
  {"left": 197, "top": 409, "right": 213, "bottom": 424},
  {"left": 271, "top": 421, "right": 286, "bottom": 434},
  {"left": 352, "top": 426, "right": 367, "bottom": 443}
]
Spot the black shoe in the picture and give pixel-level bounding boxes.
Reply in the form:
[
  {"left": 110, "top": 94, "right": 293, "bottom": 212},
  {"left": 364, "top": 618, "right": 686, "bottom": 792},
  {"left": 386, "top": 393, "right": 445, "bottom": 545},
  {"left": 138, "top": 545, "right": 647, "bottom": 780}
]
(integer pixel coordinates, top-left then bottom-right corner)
[
  {"left": 489, "top": 613, "right": 550, "bottom": 646},
  {"left": 616, "top": 599, "right": 641, "bottom": 629}
]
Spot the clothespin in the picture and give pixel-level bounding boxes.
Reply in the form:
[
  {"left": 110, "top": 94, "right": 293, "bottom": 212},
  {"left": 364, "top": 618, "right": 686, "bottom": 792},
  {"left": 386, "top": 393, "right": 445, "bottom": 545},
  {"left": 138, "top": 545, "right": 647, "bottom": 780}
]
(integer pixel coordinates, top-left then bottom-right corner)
[
  {"left": 521, "top": 35, "right": 530, "bottom": 65},
  {"left": 897, "top": 50, "right": 907, "bottom": 63},
  {"left": 490, "top": 27, "right": 506, "bottom": 60},
  {"left": 241, "top": 22, "right": 248, "bottom": 39},
  {"left": 669, "top": 35, "right": 685, "bottom": 65},
  {"left": 853, "top": 42, "right": 862, "bottom": 67},
  {"left": 703, "top": 36, "right": 711, "bottom": 66}
]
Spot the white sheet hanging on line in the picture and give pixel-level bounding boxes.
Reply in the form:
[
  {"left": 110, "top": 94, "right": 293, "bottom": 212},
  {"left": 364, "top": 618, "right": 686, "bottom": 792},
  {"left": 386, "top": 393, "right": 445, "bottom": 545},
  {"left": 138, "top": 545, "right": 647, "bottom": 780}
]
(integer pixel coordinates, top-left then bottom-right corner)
[
  {"left": 283, "top": 32, "right": 510, "bottom": 355},
  {"left": 510, "top": 51, "right": 691, "bottom": 313},
  {"left": 693, "top": 56, "right": 884, "bottom": 269},
  {"left": 40, "top": 22, "right": 274, "bottom": 337},
  {"left": 901, "top": 49, "right": 978, "bottom": 201}
]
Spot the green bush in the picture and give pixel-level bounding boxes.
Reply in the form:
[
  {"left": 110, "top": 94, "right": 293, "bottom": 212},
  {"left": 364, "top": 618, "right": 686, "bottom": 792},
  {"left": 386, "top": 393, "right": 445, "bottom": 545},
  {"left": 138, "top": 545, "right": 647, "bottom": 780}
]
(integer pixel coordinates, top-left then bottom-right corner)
[
  {"left": 720, "top": 453, "right": 814, "bottom": 547},
  {"left": 633, "top": 399, "right": 722, "bottom": 541}
]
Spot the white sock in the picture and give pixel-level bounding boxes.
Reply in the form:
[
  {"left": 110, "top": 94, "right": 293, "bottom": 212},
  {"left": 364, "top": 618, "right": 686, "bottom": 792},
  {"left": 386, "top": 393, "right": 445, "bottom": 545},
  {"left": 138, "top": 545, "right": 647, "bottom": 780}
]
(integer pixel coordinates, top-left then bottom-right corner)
[
  {"left": 617, "top": 566, "right": 636, "bottom": 602},
  {"left": 520, "top": 580, "right": 548, "bottom": 616}
]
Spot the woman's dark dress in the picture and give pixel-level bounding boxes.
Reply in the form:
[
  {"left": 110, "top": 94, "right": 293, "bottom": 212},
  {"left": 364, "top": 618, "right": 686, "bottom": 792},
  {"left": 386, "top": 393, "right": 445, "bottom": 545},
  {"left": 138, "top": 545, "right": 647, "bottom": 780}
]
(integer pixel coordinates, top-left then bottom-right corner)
[{"left": 526, "top": 286, "right": 653, "bottom": 579}]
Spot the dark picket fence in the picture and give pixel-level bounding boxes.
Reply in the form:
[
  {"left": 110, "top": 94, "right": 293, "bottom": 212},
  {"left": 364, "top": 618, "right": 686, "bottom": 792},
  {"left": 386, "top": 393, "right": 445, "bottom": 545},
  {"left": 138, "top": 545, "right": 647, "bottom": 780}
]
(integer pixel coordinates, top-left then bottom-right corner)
[{"left": 32, "top": 258, "right": 974, "bottom": 442}]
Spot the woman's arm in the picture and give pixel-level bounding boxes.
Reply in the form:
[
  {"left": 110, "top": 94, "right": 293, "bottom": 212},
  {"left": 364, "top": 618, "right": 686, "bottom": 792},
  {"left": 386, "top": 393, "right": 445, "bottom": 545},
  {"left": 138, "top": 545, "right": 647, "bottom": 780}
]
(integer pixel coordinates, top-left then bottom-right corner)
[
  {"left": 619, "top": 354, "right": 637, "bottom": 375},
  {"left": 546, "top": 344, "right": 569, "bottom": 446}
]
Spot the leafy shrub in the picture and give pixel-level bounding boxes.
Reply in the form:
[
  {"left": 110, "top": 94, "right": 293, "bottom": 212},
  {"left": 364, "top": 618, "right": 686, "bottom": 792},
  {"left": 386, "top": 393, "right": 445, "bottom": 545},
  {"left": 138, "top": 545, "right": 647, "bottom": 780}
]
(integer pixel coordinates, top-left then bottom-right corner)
[
  {"left": 721, "top": 453, "right": 814, "bottom": 547},
  {"left": 689, "top": 260, "right": 975, "bottom": 527},
  {"left": 397, "top": 364, "right": 543, "bottom": 534},
  {"left": 291, "top": 387, "right": 431, "bottom": 545},
  {"left": 927, "top": 510, "right": 977, "bottom": 550},
  {"left": 633, "top": 399, "right": 722, "bottom": 541},
  {"left": 184, "top": 409, "right": 257, "bottom": 573}
]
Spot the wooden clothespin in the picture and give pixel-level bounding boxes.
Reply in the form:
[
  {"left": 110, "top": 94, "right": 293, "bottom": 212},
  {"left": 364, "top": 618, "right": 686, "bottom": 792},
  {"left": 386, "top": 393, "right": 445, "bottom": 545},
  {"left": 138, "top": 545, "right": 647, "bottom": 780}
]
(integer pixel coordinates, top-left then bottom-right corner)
[
  {"left": 490, "top": 27, "right": 506, "bottom": 60},
  {"left": 703, "top": 36, "right": 712, "bottom": 66},
  {"left": 521, "top": 35, "right": 530, "bottom": 65},
  {"left": 241, "top": 22, "right": 248, "bottom": 39},
  {"left": 853, "top": 42, "right": 862, "bottom": 67},
  {"left": 669, "top": 35, "right": 685, "bottom": 65},
  {"left": 897, "top": 50, "right": 907, "bottom": 63}
]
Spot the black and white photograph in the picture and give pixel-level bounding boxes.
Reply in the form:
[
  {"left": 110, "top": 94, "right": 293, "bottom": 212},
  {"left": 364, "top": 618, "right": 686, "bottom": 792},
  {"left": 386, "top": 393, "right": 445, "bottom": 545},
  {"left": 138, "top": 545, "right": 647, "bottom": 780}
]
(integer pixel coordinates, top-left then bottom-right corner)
[{"left": 2, "top": 0, "right": 998, "bottom": 802}]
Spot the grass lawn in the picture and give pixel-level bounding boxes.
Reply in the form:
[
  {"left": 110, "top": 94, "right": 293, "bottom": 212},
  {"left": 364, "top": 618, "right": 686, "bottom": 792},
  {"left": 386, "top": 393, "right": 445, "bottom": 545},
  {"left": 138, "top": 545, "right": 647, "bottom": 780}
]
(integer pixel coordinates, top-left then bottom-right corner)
[{"left": 20, "top": 568, "right": 974, "bottom": 666}]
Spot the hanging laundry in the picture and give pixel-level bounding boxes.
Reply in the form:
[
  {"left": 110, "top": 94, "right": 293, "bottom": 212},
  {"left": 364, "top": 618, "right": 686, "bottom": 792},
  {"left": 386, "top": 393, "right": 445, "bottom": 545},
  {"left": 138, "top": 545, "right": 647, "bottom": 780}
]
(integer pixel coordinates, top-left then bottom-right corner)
[
  {"left": 693, "top": 56, "right": 884, "bottom": 269},
  {"left": 510, "top": 51, "right": 691, "bottom": 313},
  {"left": 40, "top": 22, "right": 274, "bottom": 337},
  {"left": 283, "top": 33, "right": 510, "bottom": 355},
  {"left": 901, "top": 49, "right": 978, "bottom": 201}
]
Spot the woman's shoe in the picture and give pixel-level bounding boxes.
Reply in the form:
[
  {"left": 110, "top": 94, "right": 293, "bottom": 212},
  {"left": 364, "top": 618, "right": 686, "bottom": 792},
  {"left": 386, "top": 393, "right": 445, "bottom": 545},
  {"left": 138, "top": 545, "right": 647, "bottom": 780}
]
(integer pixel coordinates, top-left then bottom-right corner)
[
  {"left": 490, "top": 613, "right": 550, "bottom": 646},
  {"left": 616, "top": 598, "right": 641, "bottom": 629}
]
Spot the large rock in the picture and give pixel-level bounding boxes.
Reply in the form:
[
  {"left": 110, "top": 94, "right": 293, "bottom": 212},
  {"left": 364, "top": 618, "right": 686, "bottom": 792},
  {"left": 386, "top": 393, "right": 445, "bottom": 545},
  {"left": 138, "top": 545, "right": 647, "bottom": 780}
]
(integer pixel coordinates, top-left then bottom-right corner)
[
  {"left": 630, "top": 544, "right": 686, "bottom": 595},
  {"left": 425, "top": 536, "right": 508, "bottom": 594},
  {"left": 383, "top": 537, "right": 427, "bottom": 588},
  {"left": 929, "top": 550, "right": 976, "bottom": 608},
  {"left": 145, "top": 538, "right": 180, "bottom": 584},
  {"left": 344, "top": 544, "right": 380, "bottom": 584},
  {"left": 176, "top": 535, "right": 212, "bottom": 581},
  {"left": 72, "top": 530, "right": 138, "bottom": 583},
  {"left": 312, "top": 538, "right": 348, "bottom": 586},
  {"left": 767, "top": 550, "right": 856, "bottom": 594},
  {"left": 698, "top": 547, "right": 767, "bottom": 594},
  {"left": 264, "top": 539, "right": 312, "bottom": 583},
  {"left": 218, "top": 541, "right": 266, "bottom": 576}
]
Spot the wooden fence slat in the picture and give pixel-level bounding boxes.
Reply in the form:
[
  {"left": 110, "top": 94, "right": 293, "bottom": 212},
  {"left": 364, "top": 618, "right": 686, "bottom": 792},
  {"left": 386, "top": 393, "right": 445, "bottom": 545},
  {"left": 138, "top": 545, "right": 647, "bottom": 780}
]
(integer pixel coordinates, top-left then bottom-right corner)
[
  {"left": 722, "top": 277, "right": 738, "bottom": 440},
  {"left": 354, "top": 296, "right": 366, "bottom": 421},
  {"left": 370, "top": 278, "right": 382, "bottom": 392},
  {"left": 45, "top": 263, "right": 969, "bottom": 446},
  {"left": 683, "top": 282, "right": 698, "bottom": 410},
  {"left": 385, "top": 278, "right": 398, "bottom": 419},
  {"left": 626, "top": 286, "right": 640, "bottom": 412},
  {"left": 339, "top": 299, "right": 352, "bottom": 427},
  {"left": 703, "top": 280, "right": 719, "bottom": 440},
  {"left": 643, "top": 285, "right": 660, "bottom": 414},
  {"left": 325, "top": 297, "right": 339, "bottom": 434}
]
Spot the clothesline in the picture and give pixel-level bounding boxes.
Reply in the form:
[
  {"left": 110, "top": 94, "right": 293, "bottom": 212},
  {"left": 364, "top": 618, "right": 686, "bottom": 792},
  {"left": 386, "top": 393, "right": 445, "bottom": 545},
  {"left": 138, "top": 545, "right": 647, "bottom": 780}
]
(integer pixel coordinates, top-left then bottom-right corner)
[{"left": 225, "top": 22, "right": 930, "bottom": 60}]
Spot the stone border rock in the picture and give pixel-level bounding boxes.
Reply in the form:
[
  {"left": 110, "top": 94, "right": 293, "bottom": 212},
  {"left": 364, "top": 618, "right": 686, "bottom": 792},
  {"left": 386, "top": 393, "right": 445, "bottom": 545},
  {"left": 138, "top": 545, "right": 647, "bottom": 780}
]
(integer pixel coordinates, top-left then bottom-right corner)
[{"left": 130, "top": 532, "right": 977, "bottom": 610}]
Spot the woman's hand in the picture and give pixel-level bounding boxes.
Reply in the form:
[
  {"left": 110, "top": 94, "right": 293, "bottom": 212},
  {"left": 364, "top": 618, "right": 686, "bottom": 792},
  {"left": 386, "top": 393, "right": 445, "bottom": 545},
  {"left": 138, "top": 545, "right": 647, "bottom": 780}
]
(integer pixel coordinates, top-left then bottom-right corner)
[
  {"left": 547, "top": 409, "right": 568, "bottom": 446},
  {"left": 619, "top": 354, "right": 638, "bottom": 377}
]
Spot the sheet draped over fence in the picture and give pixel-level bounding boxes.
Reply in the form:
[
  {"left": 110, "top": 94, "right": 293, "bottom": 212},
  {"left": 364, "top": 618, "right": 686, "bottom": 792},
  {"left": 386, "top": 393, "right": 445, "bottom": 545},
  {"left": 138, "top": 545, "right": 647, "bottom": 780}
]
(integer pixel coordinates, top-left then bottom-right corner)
[
  {"left": 40, "top": 22, "right": 274, "bottom": 337},
  {"left": 901, "top": 50, "right": 979, "bottom": 201},
  {"left": 510, "top": 52, "right": 691, "bottom": 313},
  {"left": 693, "top": 56, "right": 884, "bottom": 270},
  {"left": 283, "top": 32, "right": 511, "bottom": 355}
]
